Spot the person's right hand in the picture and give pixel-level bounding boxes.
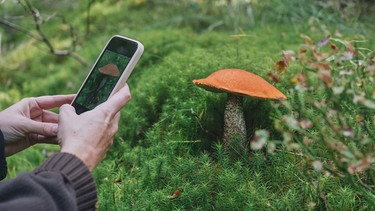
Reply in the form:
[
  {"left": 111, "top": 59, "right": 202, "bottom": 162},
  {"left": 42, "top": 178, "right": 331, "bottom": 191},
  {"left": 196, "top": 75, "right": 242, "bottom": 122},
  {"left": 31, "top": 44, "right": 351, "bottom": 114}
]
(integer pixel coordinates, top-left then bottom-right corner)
[{"left": 57, "top": 84, "right": 131, "bottom": 171}]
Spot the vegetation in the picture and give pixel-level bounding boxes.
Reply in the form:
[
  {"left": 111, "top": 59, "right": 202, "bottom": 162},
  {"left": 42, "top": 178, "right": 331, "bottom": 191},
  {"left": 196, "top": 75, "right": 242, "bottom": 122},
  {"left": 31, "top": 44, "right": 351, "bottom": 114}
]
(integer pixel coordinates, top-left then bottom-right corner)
[{"left": 1, "top": 0, "right": 374, "bottom": 210}]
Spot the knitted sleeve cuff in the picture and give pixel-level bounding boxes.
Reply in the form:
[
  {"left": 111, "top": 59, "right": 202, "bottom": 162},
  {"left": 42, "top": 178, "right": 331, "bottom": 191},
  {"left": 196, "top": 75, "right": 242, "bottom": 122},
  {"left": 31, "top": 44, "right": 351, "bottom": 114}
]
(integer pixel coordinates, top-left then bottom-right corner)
[{"left": 33, "top": 152, "right": 97, "bottom": 210}]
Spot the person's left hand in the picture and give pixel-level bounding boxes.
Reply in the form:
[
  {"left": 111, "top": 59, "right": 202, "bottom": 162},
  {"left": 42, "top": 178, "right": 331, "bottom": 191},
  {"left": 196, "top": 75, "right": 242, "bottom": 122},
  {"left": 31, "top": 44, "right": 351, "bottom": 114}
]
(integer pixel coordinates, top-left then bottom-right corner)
[{"left": 0, "top": 95, "right": 74, "bottom": 156}]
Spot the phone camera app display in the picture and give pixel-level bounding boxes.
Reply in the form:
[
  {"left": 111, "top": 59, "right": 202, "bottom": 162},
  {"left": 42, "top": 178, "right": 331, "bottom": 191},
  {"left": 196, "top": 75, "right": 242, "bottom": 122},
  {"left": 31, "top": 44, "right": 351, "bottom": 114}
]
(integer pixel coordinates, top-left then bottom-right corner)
[{"left": 74, "top": 50, "right": 130, "bottom": 114}]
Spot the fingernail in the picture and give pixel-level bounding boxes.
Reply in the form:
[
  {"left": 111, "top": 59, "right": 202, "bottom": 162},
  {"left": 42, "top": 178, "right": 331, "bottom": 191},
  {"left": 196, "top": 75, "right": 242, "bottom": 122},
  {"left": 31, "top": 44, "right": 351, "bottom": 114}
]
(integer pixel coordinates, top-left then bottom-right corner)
[{"left": 52, "top": 125, "right": 58, "bottom": 134}]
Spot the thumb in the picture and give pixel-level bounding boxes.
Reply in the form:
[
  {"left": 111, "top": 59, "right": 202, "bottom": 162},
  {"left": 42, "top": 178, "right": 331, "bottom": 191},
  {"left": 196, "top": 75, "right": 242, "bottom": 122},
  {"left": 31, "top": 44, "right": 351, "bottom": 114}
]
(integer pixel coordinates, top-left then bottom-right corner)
[
  {"left": 98, "top": 84, "right": 131, "bottom": 117},
  {"left": 59, "top": 104, "right": 76, "bottom": 116},
  {"left": 58, "top": 104, "right": 77, "bottom": 123}
]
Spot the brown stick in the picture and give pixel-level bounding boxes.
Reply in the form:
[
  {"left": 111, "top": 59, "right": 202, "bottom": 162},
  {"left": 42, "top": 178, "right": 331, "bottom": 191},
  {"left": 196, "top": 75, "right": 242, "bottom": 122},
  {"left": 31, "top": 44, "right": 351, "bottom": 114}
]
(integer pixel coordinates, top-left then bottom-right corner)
[{"left": 0, "top": 0, "right": 89, "bottom": 66}]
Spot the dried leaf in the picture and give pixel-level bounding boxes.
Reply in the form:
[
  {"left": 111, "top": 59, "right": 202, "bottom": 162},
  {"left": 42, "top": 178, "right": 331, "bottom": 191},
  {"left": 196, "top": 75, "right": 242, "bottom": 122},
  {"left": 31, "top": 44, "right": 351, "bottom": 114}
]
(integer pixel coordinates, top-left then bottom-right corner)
[
  {"left": 347, "top": 165, "right": 356, "bottom": 174},
  {"left": 353, "top": 95, "right": 365, "bottom": 104},
  {"left": 317, "top": 69, "right": 333, "bottom": 87},
  {"left": 267, "top": 72, "right": 280, "bottom": 83},
  {"left": 310, "top": 62, "right": 331, "bottom": 71},
  {"left": 168, "top": 189, "right": 183, "bottom": 199},
  {"left": 216, "top": 164, "right": 222, "bottom": 174},
  {"left": 355, "top": 115, "right": 364, "bottom": 122},
  {"left": 303, "top": 137, "right": 315, "bottom": 146},
  {"left": 367, "top": 66, "right": 375, "bottom": 74},
  {"left": 335, "top": 29, "right": 343, "bottom": 38},
  {"left": 319, "top": 192, "right": 329, "bottom": 206},
  {"left": 299, "top": 48, "right": 307, "bottom": 55},
  {"left": 275, "top": 60, "right": 288, "bottom": 74},
  {"left": 308, "top": 201, "right": 317, "bottom": 208},
  {"left": 298, "top": 48, "right": 309, "bottom": 64},
  {"left": 348, "top": 156, "right": 371, "bottom": 174},
  {"left": 282, "top": 50, "right": 294, "bottom": 65},
  {"left": 300, "top": 34, "right": 313, "bottom": 46},
  {"left": 370, "top": 56, "right": 375, "bottom": 65},
  {"left": 317, "top": 35, "right": 330, "bottom": 48},
  {"left": 269, "top": 51, "right": 294, "bottom": 82},
  {"left": 344, "top": 41, "right": 355, "bottom": 54},
  {"left": 312, "top": 50, "right": 330, "bottom": 61},
  {"left": 251, "top": 130, "right": 269, "bottom": 150},
  {"left": 329, "top": 42, "right": 339, "bottom": 51},
  {"left": 290, "top": 72, "right": 306, "bottom": 87}
]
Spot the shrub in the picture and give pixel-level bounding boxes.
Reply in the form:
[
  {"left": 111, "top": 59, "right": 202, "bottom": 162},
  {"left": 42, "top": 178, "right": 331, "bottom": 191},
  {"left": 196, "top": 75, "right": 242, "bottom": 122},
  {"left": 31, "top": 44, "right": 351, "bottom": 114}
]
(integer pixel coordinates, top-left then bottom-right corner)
[{"left": 260, "top": 34, "right": 375, "bottom": 208}]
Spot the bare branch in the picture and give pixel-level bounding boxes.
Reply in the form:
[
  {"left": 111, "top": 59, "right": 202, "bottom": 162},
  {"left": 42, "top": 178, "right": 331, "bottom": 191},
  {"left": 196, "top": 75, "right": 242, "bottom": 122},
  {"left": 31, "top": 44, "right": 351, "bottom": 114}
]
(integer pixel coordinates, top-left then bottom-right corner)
[
  {"left": 1, "top": 0, "right": 90, "bottom": 67},
  {"left": 0, "top": 19, "right": 43, "bottom": 41},
  {"left": 21, "top": 0, "right": 61, "bottom": 55}
]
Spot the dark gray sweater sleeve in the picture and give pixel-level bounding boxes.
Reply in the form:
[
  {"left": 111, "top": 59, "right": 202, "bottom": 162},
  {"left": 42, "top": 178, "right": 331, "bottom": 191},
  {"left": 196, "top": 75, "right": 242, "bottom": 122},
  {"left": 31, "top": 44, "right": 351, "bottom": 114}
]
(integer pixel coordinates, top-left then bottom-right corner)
[
  {"left": 0, "top": 153, "right": 97, "bottom": 210},
  {"left": 0, "top": 130, "right": 6, "bottom": 180}
]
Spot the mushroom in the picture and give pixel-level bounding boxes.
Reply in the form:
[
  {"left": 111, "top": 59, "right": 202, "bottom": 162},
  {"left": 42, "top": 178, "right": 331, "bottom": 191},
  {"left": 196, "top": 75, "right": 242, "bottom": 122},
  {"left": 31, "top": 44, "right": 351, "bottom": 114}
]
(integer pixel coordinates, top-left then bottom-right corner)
[
  {"left": 193, "top": 68, "right": 286, "bottom": 154},
  {"left": 96, "top": 63, "right": 120, "bottom": 91},
  {"left": 98, "top": 63, "right": 121, "bottom": 77},
  {"left": 88, "top": 63, "right": 121, "bottom": 105}
]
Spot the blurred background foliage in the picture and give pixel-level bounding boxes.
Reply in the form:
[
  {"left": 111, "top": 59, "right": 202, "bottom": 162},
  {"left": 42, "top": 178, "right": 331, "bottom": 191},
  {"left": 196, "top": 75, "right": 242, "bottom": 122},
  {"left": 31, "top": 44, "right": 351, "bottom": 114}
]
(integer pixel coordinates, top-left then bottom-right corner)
[{"left": 1, "top": 0, "right": 375, "bottom": 210}]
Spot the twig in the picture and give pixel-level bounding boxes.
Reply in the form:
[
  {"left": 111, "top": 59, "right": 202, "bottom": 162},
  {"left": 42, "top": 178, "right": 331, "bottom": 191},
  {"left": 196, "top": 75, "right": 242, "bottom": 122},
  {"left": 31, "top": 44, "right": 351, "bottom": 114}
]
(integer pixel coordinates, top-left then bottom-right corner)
[
  {"left": 0, "top": 0, "right": 89, "bottom": 67},
  {"left": 0, "top": 19, "right": 42, "bottom": 41},
  {"left": 86, "top": 0, "right": 96, "bottom": 35}
]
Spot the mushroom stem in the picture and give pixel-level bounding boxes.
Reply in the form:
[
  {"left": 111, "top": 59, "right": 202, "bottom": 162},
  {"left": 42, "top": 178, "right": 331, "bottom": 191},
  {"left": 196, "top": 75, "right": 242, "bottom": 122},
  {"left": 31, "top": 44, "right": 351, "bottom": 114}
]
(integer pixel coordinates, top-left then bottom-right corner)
[{"left": 223, "top": 93, "right": 246, "bottom": 153}]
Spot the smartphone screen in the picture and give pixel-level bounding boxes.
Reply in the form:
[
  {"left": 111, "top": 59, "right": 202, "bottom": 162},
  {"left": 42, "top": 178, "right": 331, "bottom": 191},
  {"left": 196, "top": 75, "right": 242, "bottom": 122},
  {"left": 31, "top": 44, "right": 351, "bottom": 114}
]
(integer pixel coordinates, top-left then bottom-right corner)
[{"left": 72, "top": 36, "right": 140, "bottom": 114}]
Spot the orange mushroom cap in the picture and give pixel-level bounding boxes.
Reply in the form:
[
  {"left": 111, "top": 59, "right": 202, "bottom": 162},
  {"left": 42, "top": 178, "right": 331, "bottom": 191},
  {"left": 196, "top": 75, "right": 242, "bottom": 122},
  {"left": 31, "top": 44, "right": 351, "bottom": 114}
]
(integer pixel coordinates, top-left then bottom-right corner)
[
  {"left": 193, "top": 68, "right": 287, "bottom": 100},
  {"left": 98, "top": 63, "right": 120, "bottom": 77}
]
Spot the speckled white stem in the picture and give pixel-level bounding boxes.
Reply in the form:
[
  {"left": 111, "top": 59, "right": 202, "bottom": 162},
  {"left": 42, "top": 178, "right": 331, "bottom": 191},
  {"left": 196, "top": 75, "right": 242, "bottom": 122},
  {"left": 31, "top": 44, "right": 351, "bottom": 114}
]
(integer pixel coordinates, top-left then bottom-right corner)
[{"left": 223, "top": 93, "right": 246, "bottom": 152}]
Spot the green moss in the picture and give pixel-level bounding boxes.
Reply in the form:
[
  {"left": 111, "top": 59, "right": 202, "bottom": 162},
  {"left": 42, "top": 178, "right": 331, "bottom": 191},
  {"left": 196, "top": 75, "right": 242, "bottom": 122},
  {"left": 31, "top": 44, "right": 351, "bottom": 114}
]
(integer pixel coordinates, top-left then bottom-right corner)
[{"left": 1, "top": 0, "right": 375, "bottom": 210}]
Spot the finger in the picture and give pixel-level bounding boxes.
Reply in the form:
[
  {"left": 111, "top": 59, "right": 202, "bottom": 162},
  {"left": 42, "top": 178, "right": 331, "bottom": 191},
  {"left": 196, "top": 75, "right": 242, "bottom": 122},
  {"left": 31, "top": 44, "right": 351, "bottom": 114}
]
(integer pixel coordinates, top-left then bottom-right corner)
[
  {"left": 96, "top": 84, "right": 131, "bottom": 117},
  {"left": 28, "top": 133, "right": 59, "bottom": 145},
  {"left": 41, "top": 110, "right": 59, "bottom": 123},
  {"left": 35, "top": 136, "right": 58, "bottom": 145},
  {"left": 109, "top": 112, "right": 121, "bottom": 136},
  {"left": 113, "top": 112, "right": 121, "bottom": 123},
  {"left": 24, "top": 120, "right": 58, "bottom": 137},
  {"left": 26, "top": 105, "right": 71, "bottom": 136},
  {"left": 32, "top": 94, "right": 76, "bottom": 110}
]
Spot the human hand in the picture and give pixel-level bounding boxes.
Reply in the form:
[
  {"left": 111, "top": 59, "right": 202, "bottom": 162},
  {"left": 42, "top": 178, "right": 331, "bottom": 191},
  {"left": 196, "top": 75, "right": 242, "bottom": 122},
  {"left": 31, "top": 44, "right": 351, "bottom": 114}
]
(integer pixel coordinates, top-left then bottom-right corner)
[
  {"left": 58, "top": 84, "right": 131, "bottom": 171},
  {"left": 0, "top": 95, "right": 75, "bottom": 157}
]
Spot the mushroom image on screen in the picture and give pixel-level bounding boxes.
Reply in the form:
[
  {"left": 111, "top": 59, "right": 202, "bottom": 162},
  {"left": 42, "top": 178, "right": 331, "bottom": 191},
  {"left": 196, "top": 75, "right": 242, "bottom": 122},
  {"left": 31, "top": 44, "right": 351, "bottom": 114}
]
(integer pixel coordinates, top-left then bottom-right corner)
[
  {"left": 193, "top": 68, "right": 287, "bottom": 154},
  {"left": 88, "top": 63, "right": 120, "bottom": 105},
  {"left": 99, "top": 63, "right": 121, "bottom": 77},
  {"left": 97, "top": 63, "right": 121, "bottom": 91}
]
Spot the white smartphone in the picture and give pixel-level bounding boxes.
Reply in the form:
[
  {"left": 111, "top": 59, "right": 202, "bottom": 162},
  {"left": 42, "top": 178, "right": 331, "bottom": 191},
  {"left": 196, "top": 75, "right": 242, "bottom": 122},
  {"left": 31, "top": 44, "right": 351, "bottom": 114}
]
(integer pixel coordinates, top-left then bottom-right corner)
[{"left": 71, "top": 35, "right": 144, "bottom": 114}]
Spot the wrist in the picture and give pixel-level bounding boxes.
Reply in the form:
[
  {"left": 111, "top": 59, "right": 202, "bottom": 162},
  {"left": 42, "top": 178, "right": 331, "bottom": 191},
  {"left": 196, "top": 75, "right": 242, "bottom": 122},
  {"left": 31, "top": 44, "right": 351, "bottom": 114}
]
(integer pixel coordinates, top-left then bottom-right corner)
[
  {"left": 34, "top": 152, "right": 98, "bottom": 209},
  {"left": 61, "top": 146, "right": 96, "bottom": 171}
]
